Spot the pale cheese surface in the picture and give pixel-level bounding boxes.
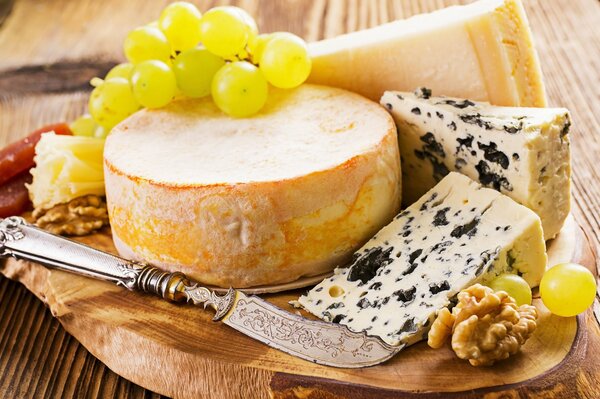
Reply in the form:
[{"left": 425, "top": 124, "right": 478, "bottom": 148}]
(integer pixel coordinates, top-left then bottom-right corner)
[{"left": 106, "top": 85, "right": 392, "bottom": 185}]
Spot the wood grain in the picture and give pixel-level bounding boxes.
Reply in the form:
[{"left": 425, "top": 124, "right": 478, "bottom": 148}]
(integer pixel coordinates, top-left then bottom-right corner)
[{"left": 0, "top": 0, "right": 599, "bottom": 398}]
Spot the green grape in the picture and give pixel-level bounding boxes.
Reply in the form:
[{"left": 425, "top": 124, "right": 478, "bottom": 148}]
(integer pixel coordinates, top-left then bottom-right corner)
[
  {"left": 540, "top": 263, "right": 596, "bottom": 317},
  {"left": 173, "top": 48, "right": 225, "bottom": 98},
  {"left": 105, "top": 63, "right": 134, "bottom": 80},
  {"left": 249, "top": 33, "right": 274, "bottom": 64},
  {"left": 235, "top": 7, "right": 257, "bottom": 36},
  {"left": 94, "top": 125, "right": 109, "bottom": 139},
  {"left": 211, "top": 61, "right": 268, "bottom": 117},
  {"left": 70, "top": 114, "right": 98, "bottom": 137},
  {"left": 158, "top": 2, "right": 202, "bottom": 52},
  {"left": 199, "top": 7, "right": 250, "bottom": 58},
  {"left": 88, "top": 77, "right": 140, "bottom": 130},
  {"left": 89, "top": 77, "right": 103, "bottom": 88},
  {"left": 226, "top": 9, "right": 257, "bottom": 61},
  {"left": 260, "top": 32, "right": 311, "bottom": 89},
  {"left": 131, "top": 60, "right": 177, "bottom": 109},
  {"left": 233, "top": 7, "right": 258, "bottom": 44},
  {"left": 123, "top": 26, "right": 171, "bottom": 64},
  {"left": 488, "top": 274, "right": 532, "bottom": 306}
]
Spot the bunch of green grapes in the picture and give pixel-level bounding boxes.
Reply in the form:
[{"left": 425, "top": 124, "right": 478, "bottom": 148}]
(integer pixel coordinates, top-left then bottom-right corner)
[{"left": 71, "top": 2, "right": 312, "bottom": 137}]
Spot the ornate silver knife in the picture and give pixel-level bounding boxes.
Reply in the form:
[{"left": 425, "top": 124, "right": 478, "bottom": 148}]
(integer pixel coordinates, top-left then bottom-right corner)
[{"left": 0, "top": 216, "right": 401, "bottom": 368}]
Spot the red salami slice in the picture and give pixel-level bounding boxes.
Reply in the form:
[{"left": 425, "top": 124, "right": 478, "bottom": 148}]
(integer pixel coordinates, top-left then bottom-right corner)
[{"left": 0, "top": 173, "right": 32, "bottom": 218}]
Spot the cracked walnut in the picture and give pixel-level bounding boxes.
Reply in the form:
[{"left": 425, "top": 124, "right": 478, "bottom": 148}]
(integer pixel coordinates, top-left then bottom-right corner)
[
  {"left": 32, "top": 195, "right": 109, "bottom": 236},
  {"left": 428, "top": 283, "right": 538, "bottom": 366}
]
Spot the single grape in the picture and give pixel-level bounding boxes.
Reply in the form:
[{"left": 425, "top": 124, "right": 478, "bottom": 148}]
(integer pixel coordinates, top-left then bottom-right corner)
[
  {"left": 173, "top": 48, "right": 225, "bottom": 98},
  {"left": 70, "top": 114, "right": 98, "bottom": 137},
  {"left": 236, "top": 7, "right": 258, "bottom": 34},
  {"left": 211, "top": 61, "right": 268, "bottom": 117},
  {"left": 233, "top": 6, "right": 258, "bottom": 43},
  {"left": 260, "top": 32, "right": 311, "bottom": 88},
  {"left": 123, "top": 26, "right": 171, "bottom": 64},
  {"left": 199, "top": 7, "right": 250, "bottom": 58},
  {"left": 105, "top": 63, "right": 134, "bottom": 80},
  {"left": 88, "top": 77, "right": 140, "bottom": 130},
  {"left": 540, "top": 263, "right": 596, "bottom": 317},
  {"left": 94, "top": 125, "right": 109, "bottom": 139},
  {"left": 248, "top": 33, "right": 274, "bottom": 64},
  {"left": 488, "top": 274, "right": 532, "bottom": 306},
  {"left": 131, "top": 60, "right": 177, "bottom": 109},
  {"left": 89, "top": 77, "right": 103, "bottom": 88},
  {"left": 226, "top": 8, "right": 257, "bottom": 61},
  {"left": 158, "top": 2, "right": 202, "bottom": 53}
]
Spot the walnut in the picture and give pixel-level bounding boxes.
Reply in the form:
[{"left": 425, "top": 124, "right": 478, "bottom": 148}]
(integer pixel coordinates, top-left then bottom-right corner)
[
  {"left": 32, "top": 195, "right": 109, "bottom": 236},
  {"left": 427, "top": 283, "right": 538, "bottom": 366},
  {"left": 427, "top": 308, "right": 454, "bottom": 349}
]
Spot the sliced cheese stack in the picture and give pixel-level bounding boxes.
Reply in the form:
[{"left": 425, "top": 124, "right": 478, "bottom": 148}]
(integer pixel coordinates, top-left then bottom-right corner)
[
  {"left": 104, "top": 84, "right": 401, "bottom": 288},
  {"left": 298, "top": 172, "right": 546, "bottom": 347},
  {"left": 381, "top": 88, "right": 571, "bottom": 240},
  {"left": 308, "top": 0, "right": 546, "bottom": 107}
]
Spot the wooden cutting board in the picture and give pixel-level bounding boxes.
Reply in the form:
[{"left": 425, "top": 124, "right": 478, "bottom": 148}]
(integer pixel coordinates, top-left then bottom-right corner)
[{"left": 1, "top": 215, "right": 598, "bottom": 398}]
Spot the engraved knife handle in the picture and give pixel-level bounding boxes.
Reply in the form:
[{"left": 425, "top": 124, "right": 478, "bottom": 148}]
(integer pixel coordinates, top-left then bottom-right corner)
[{"left": 0, "top": 216, "right": 236, "bottom": 320}]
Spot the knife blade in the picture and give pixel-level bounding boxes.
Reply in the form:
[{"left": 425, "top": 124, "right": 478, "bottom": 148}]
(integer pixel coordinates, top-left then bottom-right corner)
[{"left": 0, "top": 216, "right": 401, "bottom": 368}]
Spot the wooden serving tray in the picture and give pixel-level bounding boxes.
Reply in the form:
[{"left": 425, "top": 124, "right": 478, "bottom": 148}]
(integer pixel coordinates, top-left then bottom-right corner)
[{"left": 0, "top": 215, "right": 598, "bottom": 398}]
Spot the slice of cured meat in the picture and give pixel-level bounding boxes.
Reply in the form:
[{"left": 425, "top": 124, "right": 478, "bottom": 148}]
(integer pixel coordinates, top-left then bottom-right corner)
[{"left": 0, "top": 172, "right": 32, "bottom": 218}]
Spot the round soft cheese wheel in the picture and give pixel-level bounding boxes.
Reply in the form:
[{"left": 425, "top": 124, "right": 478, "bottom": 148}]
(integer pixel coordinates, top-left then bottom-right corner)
[{"left": 104, "top": 84, "right": 401, "bottom": 288}]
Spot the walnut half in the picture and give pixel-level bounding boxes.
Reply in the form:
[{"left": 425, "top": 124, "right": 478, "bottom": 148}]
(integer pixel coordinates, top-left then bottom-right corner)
[
  {"left": 32, "top": 195, "right": 109, "bottom": 236},
  {"left": 427, "top": 283, "right": 538, "bottom": 366}
]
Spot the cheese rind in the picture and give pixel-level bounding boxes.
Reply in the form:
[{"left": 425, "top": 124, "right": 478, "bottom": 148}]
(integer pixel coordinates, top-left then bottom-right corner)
[
  {"left": 308, "top": 0, "right": 546, "bottom": 107},
  {"left": 381, "top": 88, "right": 571, "bottom": 240},
  {"left": 104, "top": 85, "right": 401, "bottom": 288},
  {"left": 298, "top": 172, "right": 546, "bottom": 347}
]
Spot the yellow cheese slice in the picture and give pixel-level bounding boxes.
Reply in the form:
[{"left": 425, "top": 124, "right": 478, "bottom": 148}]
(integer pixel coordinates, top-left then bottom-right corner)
[
  {"left": 308, "top": 0, "right": 546, "bottom": 107},
  {"left": 104, "top": 85, "right": 401, "bottom": 288}
]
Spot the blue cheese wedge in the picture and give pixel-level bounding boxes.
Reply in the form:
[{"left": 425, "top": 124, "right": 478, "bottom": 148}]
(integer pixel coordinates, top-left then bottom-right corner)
[
  {"left": 380, "top": 88, "right": 571, "bottom": 240},
  {"left": 297, "top": 172, "right": 546, "bottom": 347}
]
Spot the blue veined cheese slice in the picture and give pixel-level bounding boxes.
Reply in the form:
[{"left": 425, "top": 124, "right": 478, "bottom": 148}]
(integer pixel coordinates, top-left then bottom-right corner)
[
  {"left": 297, "top": 172, "right": 546, "bottom": 347},
  {"left": 381, "top": 88, "right": 571, "bottom": 240}
]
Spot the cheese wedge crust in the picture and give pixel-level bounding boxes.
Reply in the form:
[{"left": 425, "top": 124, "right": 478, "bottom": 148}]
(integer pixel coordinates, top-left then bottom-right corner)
[
  {"left": 298, "top": 172, "right": 546, "bottom": 347},
  {"left": 381, "top": 88, "right": 571, "bottom": 240},
  {"left": 104, "top": 85, "right": 401, "bottom": 288},
  {"left": 308, "top": 0, "right": 546, "bottom": 107}
]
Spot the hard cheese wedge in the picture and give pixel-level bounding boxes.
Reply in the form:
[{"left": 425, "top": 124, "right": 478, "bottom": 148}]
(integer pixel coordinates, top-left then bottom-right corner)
[
  {"left": 381, "top": 88, "right": 571, "bottom": 240},
  {"left": 298, "top": 172, "right": 546, "bottom": 347},
  {"left": 308, "top": 0, "right": 546, "bottom": 107}
]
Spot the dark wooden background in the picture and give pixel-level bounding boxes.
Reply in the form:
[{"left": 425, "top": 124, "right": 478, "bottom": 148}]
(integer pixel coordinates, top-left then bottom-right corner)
[{"left": 0, "top": 0, "right": 599, "bottom": 397}]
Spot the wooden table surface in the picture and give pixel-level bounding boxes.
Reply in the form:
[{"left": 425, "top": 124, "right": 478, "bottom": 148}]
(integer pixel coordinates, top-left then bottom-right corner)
[{"left": 0, "top": 0, "right": 599, "bottom": 398}]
